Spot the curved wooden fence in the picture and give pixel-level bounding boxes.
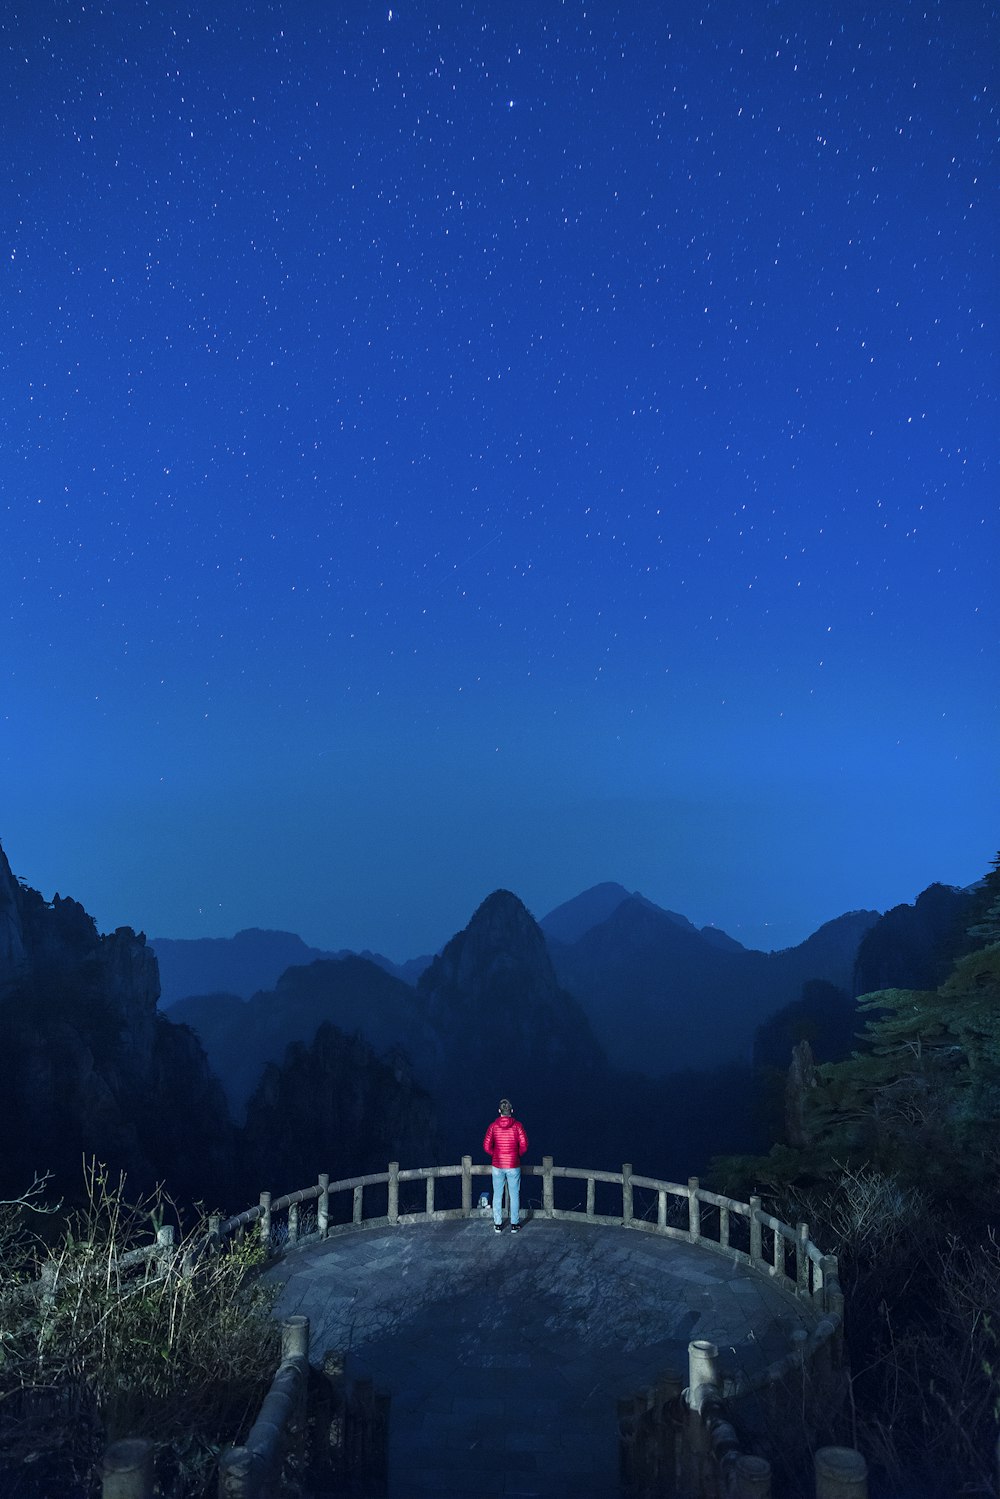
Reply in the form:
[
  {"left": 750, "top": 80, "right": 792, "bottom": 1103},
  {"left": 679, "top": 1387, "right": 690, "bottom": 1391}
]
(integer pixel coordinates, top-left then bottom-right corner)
[
  {"left": 102, "top": 1159, "right": 852, "bottom": 1498},
  {"left": 214, "top": 1155, "right": 845, "bottom": 1348}
]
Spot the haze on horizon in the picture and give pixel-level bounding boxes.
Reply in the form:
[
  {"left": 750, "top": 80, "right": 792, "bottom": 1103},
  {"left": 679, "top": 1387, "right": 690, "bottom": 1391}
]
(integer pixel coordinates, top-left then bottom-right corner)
[{"left": 3, "top": 2, "right": 995, "bottom": 961}]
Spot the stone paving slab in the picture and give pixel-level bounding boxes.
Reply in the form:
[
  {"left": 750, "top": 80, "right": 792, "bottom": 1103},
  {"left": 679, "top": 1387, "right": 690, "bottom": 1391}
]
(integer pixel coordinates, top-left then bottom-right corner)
[{"left": 267, "top": 1216, "right": 821, "bottom": 1498}]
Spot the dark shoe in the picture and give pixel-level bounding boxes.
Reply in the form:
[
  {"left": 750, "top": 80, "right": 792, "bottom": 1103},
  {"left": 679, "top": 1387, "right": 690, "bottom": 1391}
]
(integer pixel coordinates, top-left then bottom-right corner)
[
  {"left": 510, "top": 1223, "right": 520, "bottom": 1234},
  {"left": 494, "top": 1222, "right": 503, "bottom": 1234}
]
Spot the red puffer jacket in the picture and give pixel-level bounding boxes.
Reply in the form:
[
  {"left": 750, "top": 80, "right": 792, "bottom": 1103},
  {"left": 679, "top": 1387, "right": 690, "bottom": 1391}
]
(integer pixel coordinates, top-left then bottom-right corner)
[{"left": 483, "top": 1115, "right": 528, "bottom": 1168}]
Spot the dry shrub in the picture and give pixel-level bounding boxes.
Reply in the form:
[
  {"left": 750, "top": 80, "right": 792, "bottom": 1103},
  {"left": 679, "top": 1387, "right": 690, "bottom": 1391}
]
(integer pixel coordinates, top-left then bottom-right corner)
[{"left": 0, "top": 1162, "right": 279, "bottom": 1497}]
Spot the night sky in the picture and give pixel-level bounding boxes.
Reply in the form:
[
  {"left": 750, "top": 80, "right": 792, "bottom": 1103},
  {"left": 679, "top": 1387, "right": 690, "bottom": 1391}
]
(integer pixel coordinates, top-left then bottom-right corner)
[{"left": 3, "top": 2, "right": 997, "bottom": 960}]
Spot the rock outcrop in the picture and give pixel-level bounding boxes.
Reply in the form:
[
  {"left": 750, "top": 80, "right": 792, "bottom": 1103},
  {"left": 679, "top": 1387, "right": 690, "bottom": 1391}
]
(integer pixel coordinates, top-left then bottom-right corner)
[{"left": 0, "top": 841, "right": 233, "bottom": 1204}]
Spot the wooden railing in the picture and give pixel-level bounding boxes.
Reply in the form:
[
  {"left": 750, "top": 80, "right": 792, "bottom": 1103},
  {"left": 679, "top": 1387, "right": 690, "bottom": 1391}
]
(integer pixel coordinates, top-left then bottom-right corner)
[{"left": 213, "top": 1156, "right": 845, "bottom": 1335}]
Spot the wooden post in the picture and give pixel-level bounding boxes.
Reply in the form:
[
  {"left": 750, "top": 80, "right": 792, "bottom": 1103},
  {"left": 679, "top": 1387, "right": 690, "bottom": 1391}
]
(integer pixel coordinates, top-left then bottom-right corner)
[
  {"left": 586, "top": 1174, "right": 595, "bottom": 1218},
  {"left": 282, "top": 1314, "right": 310, "bottom": 1361},
  {"left": 773, "top": 1226, "right": 784, "bottom": 1275},
  {"left": 461, "top": 1155, "right": 472, "bottom": 1216},
  {"left": 814, "top": 1446, "right": 868, "bottom": 1498},
  {"left": 425, "top": 1175, "right": 435, "bottom": 1215},
  {"left": 317, "top": 1173, "right": 329, "bottom": 1238},
  {"left": 259, "top": 1191, "right": 272, "bottom": 1249},
  {"left": 797, "top": 1223, "right": 810, "bottom": 1294},
  {"left": 102, "top": 1438, "right": 154, "bottom": 1499},
  {"left": 686, "top": 1340, "right": 719, "bottom": 1411},
  {"left": 388, "top": 1162, "right": 399, "bottom": 1225},
  {"left": 322, "top": 1350, "right": 347, "bottom": 1474},
  {"left": 720, "top": 1203, "right": 730, "bottom": 1249},
  {"left": 217, "top": 1444, "right": 258, "bottom": 1497},
  {"left": 156, "top": 1224, "right": 174, "bottom": 1277},
  {"left": 731, "top": 1452, "right": 772, "bottom": 1497},
  {"left": 287, "top": 1202, "right": 299, "bottom": 1247},
  {"left": 543, "top": 1156, "right": 554, "bottom": 1217},
  {"left": 657, "top": 1189, "right": 667, "bottom": 1230},
  {"left": 749, "top": 1195, "right": 762, "bottom": 1266},
  {"left": 39, "top": 1260, "right": 57, "bottom": 1311},
  {"left": 688, "top": 1178, "right": 701, "bottom": 1242},
  {"left": 208, "top": 1213, "right": 221, "bottom": 1245},
  {"left": 622, "top": 1163, "right": 633, "bottom": 1224},
  {"left": 353, "top": 1184, "right": 363, "bottom": 1224}
]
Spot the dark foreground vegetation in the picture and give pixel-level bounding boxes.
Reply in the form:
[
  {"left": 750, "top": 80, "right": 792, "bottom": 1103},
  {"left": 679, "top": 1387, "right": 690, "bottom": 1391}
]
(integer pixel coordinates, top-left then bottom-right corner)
[{"left": 712, "top": 853, "right": 1000, "bottom": 1498}]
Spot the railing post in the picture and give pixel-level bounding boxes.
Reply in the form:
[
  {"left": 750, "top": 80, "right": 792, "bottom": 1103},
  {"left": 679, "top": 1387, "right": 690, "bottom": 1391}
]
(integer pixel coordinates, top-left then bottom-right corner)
[
  {"left": 282, "top": 1314, "right": 310, "bottom": 1362},
  {"left": 217, "top": 1444, "right": 258, "bottom": 1496},
  {"left": 622, "top": 1163, "right": 633, "bottom": 1224},
  {"left": 425, "top": 1175, "right": 435, "bottom": 1215},
  {"left": 814, "top": 1446, "right": 868, "bottom": 1498},
  {"left": 749, "top": 1195, "right": 762, "bottom": 1266},
  {"left": 543, "top": 1156, "right": 554, "bottom": 1217},
  {"left": 102, "top": 1437, "right": 154, "bottom": 1499},
  {"left": 688, "top": 1177, "right": 701, "bottom": 1241},
  {"left": 317, "top": 1174, "right": 329, "bottom": 1238},
  {"left": 720, "top": 1203, "right": 730, "bottom": 1249},
  {"left": 287, "top": 1202, "right": 299, "bottom": 1247},
  {"left": 731, "top": 1452, "right": 772, "bottom": 1497},
  {"left": 686, "top": 1339, "right": 719, "bottom": 1411},
  {"left": 156, "top": 1224, "right": 174, "bottom": 1278},
  {"left": 657, "top": 1188, "right": 667, "bottom": 1230},
  {"left": 208, "top": 1212, "right": 221, "bottom": 1245},
  {"left": 39, "top": 1260, "right": 57, "bottom": 1311},
  {"left": 461, "top": 1155, "right": 472, "bottom": 1216},
  {"left": 388, "top": 1162, "right": 399, "bottom": 1224},
  {"left": 797, "top": 1222, "right": 810, "bottom": 1294},
  {"left": 259, "top": 1191, "right": 272, "bottom": 1249}
]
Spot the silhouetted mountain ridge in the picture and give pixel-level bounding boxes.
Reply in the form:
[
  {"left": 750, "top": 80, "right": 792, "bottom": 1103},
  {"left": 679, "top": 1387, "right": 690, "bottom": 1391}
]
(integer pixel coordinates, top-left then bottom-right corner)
[{"left": 548, "top": 895, "right": 879, "bottom": 1074}]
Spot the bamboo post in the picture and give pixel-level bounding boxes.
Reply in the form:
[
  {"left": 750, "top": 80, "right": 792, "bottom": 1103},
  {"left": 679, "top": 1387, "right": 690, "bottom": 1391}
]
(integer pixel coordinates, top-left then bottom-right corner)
[
  {"left": 388, "top": 1161, "right": 399, "bottom": 1224},
  {"left": 814, "top": 1446, "right": 868, "bottom": 1498},
  {"left": 317, "top": 1173, "right": 329, "bottom": 1238},
  {"left": 461, "top": 1155, "right": 472, "bottom": 1215},
  {"left": 622, "top": 1163, "right": 633, "bottom": 1225},
  {"left": 259, "top": 1191, "right": 271, "bottom": 1249},
  {"left": 688, "top": 1178, "right": 701, "bottom": 1242},
  {"left": 102, "top": 1438, "right": 154, "bottom": 1499}
]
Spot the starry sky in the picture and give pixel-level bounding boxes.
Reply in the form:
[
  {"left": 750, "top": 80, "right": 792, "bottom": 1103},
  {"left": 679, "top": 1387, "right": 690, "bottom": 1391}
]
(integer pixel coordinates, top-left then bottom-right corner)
[{"left": 3, "top": 1, "right": 997, "bottom": 960}]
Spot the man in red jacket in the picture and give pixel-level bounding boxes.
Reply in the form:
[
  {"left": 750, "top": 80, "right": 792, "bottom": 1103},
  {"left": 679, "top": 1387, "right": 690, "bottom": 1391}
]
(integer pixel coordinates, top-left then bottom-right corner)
[{"left": 483, "top": 1098, "right": 529, "bottom": 1234}]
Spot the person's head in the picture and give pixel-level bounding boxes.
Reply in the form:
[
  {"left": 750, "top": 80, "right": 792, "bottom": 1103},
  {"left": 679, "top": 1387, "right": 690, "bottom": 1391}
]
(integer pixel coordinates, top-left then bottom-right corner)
[{"left": 498, "top": 1098, "right": 513, "bottom": 1117}]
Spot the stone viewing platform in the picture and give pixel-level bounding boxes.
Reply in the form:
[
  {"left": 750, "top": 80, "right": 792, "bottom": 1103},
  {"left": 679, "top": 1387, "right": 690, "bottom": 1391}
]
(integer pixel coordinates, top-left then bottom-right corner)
[{"left": 267, "top": 1213, "right": 827, "bottom": 1498}]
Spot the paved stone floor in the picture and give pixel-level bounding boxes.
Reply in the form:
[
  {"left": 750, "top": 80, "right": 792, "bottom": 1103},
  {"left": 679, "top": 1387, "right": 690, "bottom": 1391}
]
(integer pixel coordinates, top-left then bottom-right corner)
[{"left": 267, "top": 1216, "right": 821, "bottom": 1498}]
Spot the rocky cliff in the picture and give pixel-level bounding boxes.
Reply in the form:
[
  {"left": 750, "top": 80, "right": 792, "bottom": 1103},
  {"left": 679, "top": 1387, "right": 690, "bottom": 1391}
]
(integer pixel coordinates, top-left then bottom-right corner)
[{"left": 0, "top": 842, "right": 233, "bottom": 1203}]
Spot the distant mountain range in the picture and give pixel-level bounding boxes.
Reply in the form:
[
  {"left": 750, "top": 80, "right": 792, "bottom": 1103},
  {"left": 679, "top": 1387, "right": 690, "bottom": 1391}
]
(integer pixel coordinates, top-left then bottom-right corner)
[
  {"left": 156, "top": 882, "right": 881, "bottom": 1092},
  {"left": 152, "top": 928, "right": 431, "bottom": 1007},
  {"left": 542, "top": 885, "right": 878, "bottom": 1072}
]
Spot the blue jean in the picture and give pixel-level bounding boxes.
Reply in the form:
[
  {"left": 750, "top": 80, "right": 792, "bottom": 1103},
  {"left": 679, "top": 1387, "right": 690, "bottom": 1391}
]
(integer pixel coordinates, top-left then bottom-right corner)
[{"left": 492, "top": 1166, "right": 521, "bottom": 1226}]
